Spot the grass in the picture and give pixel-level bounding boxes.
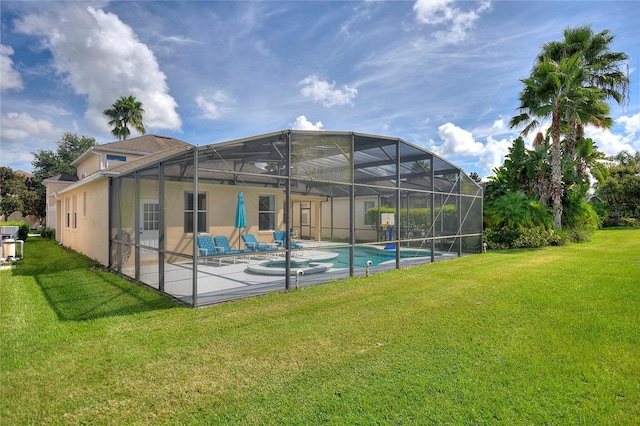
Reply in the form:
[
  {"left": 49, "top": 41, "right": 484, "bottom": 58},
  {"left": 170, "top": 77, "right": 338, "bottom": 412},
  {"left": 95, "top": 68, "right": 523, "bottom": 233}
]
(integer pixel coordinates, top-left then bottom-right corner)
[{"left": 1, "top": 229, "right": 639, "bottom": 424}]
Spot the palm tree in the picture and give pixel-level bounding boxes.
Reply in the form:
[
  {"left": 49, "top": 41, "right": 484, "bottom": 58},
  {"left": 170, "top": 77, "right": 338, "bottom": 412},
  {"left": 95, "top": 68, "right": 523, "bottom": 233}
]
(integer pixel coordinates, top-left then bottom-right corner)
[
  {"left": 103, "top": 95, "right": 146, "bottom": 140},
  {"left": 510, "top": 53, "right": 589, "bottom": 228},
  {"left": 539, "top": 26, "right": 629, "bottom": 166},
  {"left": 509, "top": 26, "right": 628, "bottom": 229}
]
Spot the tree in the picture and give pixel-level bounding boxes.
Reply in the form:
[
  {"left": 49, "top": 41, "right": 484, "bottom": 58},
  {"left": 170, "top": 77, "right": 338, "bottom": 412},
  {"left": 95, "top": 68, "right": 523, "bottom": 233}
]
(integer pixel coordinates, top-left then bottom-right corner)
[
  {"left": 595, "top": 151, "right": 640, "bottom": 226},
  {"left": 103, "top": 95, "right": 146, "bottom": 140},
  {"left": 469, "top": 172, "right": 482, "bottom": 183},
  {"left": 30, "top": 133, "right": 97, "bottom": 219},
  {"left": 538, "top": 26, "right": 629, "bottom": 168},
  {"left": 0, "top": 167, "right": 26, "bottom": 218},
  {"left": 32, "top": 133, "right": 96, "bottom": 182},
  {"left": 509, "top": 26, "right": 628, "bottom": 229}
]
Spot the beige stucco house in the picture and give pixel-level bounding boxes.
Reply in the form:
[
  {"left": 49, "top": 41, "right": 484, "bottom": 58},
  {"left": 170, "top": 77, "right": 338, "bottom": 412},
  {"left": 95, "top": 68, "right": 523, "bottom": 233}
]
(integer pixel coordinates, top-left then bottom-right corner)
[
  {"left": 45, "top": 130, "right": 483, "bottom": 307},
  {"left": 45, "top": 135, "right": 193, "bottom": 265}
]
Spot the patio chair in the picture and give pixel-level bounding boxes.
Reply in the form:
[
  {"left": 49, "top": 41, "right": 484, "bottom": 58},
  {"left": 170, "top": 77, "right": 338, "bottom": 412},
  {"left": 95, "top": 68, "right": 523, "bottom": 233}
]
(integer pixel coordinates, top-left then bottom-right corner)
[
  {"left": 197, "top": 234, "right": 235, "bottom": 266},
  {"left": 273, "top": 230, "right": 303, "bottom": 250},
  {"left": 213, "top": 235, "right": 250, "bottom": 263},
  {"left": 241, "top": 233, "right": 278, "bottom": 256}
]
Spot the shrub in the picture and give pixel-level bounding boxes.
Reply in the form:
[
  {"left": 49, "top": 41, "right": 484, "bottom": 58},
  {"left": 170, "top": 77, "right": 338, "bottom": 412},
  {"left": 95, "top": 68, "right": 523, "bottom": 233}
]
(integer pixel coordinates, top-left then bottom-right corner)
[
  {"left": 40, "top": 227, "right": 56, "bottom": 239},
  {"left": 0, "top": 221, "right": 29, "bottom": 242},
  {"left": 619, "top": 217, "right": 638, "bottom": 227},
  {"left": 484, "top": 191, "right": 553, "bottom": 231},
  {"left": 484, "top": 226, "right": 562, "bottom": 250}
]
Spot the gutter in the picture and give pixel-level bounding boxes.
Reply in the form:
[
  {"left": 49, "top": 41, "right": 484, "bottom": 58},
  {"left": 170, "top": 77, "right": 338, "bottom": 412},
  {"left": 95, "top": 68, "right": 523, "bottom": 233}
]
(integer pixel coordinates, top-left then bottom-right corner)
[{"left": 53, "top": 170, "right": 120, "bottom": 198}]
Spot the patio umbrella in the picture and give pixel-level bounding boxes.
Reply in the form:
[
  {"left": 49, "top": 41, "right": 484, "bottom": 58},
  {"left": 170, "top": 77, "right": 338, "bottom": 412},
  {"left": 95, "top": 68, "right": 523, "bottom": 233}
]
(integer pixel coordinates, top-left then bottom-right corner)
[{"left": 235, "top": 192, "right": 247, "bottom": 247}]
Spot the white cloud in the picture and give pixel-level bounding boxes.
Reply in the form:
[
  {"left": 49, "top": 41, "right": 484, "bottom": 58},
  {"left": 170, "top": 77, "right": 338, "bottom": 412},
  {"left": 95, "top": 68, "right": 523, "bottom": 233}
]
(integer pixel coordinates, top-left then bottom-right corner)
[
  {"left": 436, "top": 122, "right": 484, "bottom": 155},
  {"left": 0, "top": 44, "right": 24, "bottom": 92},
  {"left": 584, "top": 126, "right": 637, "bottom": 156},
  {"left": 617, "top": 113, "right": 640, "bottom": 136},
  {"left": 0, "top": 111, "right": 64, "bottom": 172},
  {"left": 413, "top": 0, "right": 491, "bottom": 43},
  {"left": 476, "top": 135, "right": 511, "bottom": 177},
  {"left": 195, "top": 92, "right": 233, "bottom": 120},
  {"left": 291, "top": 115, "right": 324, "bottom": 131},
  {"left": 299, "top": 75, "right": 357, "bottom": 107},
  {"left": 14, "top": 5, "right": 181, "bottom": 135},
  {"left": 1, "top": 112, "right": 62, "bottom": 143}
]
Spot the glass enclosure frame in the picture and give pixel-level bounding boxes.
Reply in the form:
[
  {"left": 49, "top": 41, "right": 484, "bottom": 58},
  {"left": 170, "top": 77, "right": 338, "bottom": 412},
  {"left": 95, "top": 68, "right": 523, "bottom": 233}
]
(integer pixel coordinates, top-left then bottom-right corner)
[{"left": 108, "top": 130, "right": 483, "bottom": 307}]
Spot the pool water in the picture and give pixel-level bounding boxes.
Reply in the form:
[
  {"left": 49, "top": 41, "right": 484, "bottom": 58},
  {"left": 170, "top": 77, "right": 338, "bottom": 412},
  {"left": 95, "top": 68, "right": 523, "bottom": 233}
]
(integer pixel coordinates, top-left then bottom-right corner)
[{"left": 323, "top": 246, "right": 433, "bottom": 268}]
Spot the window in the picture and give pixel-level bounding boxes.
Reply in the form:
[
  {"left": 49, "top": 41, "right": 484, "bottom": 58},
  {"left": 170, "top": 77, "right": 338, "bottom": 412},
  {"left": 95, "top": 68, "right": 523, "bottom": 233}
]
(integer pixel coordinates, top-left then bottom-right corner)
[
  {"left": 72, "top": 195, "right": 77, "bottom": 228},
  {"left": 364, "top": 201, "right": 376, "bottom": 225},
  {"left": 258, "top": 195, "right": 276, "bottom": 231},
  {"left": 106, "top": 154, "right": 127, "bottom": 162},
  {"left": 184, "top": 192, "right": 206, "bottom": 233},
  {"left": 83, "top": 192, "right": 87, "bottom": 217},
  {"left": 65, "top": 197, "right": 70, "bottom": 228},
  {"left": 106, "top": 154, "right": 126, "bottom": 168},
  {"left": 143, "top": 202, "right": 160, "bottom": 231}
]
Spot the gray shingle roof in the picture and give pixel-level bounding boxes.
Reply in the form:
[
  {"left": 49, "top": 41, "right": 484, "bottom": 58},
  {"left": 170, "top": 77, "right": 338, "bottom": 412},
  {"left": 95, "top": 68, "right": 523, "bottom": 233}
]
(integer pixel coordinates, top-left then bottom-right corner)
[{"left": 95, "top": 134, "right": 192, "bottom": 153}]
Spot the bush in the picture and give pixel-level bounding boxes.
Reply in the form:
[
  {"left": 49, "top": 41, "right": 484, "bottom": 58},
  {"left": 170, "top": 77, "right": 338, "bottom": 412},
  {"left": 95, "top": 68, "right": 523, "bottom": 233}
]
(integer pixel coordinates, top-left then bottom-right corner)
[
  {"left": 484, "top": 226, "right": 562, "bottom": 250},
  {"left": 40, "top": 227, "right": 56, "bottom": 240},
  {"left": 557, "top": 227, "right": 597, "bottom": 244},
  {"left": 618, "top": 217, "right": 638, "bottom": 227},
  {"left": 0, "top": 221, "right": 29, "bottom": 242}
]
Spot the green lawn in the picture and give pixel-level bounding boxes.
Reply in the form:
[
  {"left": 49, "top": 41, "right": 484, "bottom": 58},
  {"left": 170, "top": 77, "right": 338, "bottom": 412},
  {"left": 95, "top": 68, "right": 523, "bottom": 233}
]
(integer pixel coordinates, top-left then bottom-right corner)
[{"left": 2, "top": 229, "right": 639, "bottom": 425}]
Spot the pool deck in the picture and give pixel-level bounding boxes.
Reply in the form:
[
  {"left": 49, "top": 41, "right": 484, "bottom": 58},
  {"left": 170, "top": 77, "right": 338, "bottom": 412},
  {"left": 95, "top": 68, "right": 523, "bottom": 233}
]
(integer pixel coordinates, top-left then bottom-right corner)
[{"left": 132, "top": 242, "right": 455, "bottom": 306}]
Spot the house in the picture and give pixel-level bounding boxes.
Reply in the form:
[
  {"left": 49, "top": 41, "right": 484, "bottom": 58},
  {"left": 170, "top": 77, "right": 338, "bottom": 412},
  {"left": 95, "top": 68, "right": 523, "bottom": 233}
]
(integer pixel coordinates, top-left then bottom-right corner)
[
  {"left": 46, "top": 130, "right": 483, "bottom": 306},
  {"left": 45, "top": 135, "right": 193, "bottom": 265}
]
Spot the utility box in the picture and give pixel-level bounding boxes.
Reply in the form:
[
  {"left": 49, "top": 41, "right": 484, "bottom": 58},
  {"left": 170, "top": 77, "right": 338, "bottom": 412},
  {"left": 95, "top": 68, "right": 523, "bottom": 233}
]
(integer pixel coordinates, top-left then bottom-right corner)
[{"left": 3, "top": 239, "right": 16, "bottom": 259}]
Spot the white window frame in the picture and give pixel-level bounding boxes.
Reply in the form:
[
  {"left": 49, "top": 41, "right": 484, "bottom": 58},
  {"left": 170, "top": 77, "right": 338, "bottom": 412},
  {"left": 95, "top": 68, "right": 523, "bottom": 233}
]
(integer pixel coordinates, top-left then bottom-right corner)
[
  {"left": 258, "top": 194, "right": 276, "bottom": 231},
  {"left": 184, "top": 191, "right": 207, "bottom": 233}
]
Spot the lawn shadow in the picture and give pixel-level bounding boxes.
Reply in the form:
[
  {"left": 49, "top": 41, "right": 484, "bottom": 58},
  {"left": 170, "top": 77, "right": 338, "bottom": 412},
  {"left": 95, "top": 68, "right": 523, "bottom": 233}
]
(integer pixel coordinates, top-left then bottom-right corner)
[{"left": 12, "top": 239, "right": 178, "bottom": 321}]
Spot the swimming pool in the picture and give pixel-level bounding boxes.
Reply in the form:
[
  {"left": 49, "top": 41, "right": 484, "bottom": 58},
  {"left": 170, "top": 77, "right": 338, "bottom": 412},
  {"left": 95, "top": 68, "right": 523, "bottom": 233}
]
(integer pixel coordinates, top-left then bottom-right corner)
[
  {"left": 245, "top": 246, "right": 434, "bottom": 276},
  {"left": 323, "top": 245, "right": 434, "bottom": 268}
]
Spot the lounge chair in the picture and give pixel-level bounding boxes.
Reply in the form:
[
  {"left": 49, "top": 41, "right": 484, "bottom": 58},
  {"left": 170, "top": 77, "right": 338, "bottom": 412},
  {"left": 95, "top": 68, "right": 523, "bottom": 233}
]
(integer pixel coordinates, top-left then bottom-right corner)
[
  {"left": 213, "top": 235, "right": 251, "bottom": 262},
  {"left": 197, "top": 234, "right": 242, "bottom": 265},
  {"left": 273, "top": 230, "right": 303, "bottom": 249},
  {"left": 241, "top": 234, "right": 278, "bottom": 256}
]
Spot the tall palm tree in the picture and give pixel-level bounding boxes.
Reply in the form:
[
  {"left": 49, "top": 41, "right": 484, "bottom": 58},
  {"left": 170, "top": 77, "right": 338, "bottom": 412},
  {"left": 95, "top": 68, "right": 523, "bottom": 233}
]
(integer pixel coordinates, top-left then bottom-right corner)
[
  {"left": 510, "top": 26, "right": 628, "bottom": 229},
  {"left": 103, "top": 95, "right": 147, "bottom": 140},
  {"left": 510, "top": 53, "right": 590, "bottom": 228},
  {"left": 539, "top": 26, "right": 629, "bottom": 165}
]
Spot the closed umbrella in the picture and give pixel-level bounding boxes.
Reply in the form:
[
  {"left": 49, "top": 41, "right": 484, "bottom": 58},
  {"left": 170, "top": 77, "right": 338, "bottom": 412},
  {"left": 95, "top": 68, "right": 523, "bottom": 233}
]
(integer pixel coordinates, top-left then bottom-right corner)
[{"left": 235, "top": 192, "right": 246, "bottom": 247}]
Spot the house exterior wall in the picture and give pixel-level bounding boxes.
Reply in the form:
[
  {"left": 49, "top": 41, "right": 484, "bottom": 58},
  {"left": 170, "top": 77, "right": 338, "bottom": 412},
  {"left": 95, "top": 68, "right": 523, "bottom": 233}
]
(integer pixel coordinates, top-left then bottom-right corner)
[
  {"left": 58, "top": 178, "right": 110, "bottom": 265},
  {"left": 76, "top": 154, "right": 101, "bottom": 178},
  {"left": 162, "top": 182, "right": 285, "bottom": 257},
  {"left": 76, "top": 151, "right": 146, "bottom": 179},
  {"left": 45, "top": 181, "right": 74, "bottom": 234}
]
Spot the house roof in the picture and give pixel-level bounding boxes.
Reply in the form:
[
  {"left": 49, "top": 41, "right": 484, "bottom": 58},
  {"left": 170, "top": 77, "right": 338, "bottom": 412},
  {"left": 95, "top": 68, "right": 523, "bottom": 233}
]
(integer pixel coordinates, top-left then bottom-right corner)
[
  {"left": 53, "top": 144, "right": 194, "bottom": 197},
  {"left": 42, "top": 173, "right": 79, "bottom": 184},
  {"left": 14, "top": 170, "right": 33, "bottom": 178},
  {"left": 107, "top": 144, "right": 194, "bottom": 175},
  {"left": 71, "top": 134, "right": 193, "bottom": 167},
  {"left": 96, "top": 134, "right": 192, "bottom": 153}
]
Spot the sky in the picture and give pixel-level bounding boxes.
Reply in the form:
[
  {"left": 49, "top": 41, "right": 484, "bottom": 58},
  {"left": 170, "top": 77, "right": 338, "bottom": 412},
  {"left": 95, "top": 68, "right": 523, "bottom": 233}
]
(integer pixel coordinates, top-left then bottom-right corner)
[{"left": 1, "top": 0, "right": 639, "bottom": 179}]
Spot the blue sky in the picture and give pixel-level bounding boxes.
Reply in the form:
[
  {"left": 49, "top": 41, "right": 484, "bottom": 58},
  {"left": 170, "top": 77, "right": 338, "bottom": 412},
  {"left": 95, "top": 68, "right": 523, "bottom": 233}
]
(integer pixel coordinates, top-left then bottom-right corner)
[{"left": 1, "top": 0, "right": 638, "bottom": 178}]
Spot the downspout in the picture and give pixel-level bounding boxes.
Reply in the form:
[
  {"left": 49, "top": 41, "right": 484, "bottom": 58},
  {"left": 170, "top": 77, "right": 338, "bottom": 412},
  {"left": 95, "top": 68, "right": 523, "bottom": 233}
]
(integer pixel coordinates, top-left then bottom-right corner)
[{"left": 91, "top": 150, "right": 104, "bottom": 172}]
